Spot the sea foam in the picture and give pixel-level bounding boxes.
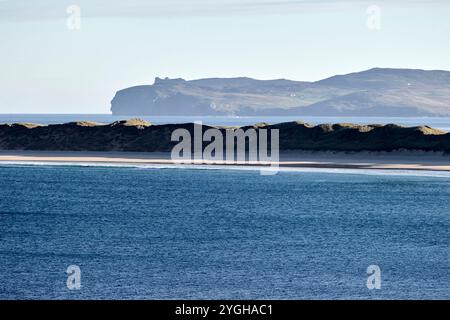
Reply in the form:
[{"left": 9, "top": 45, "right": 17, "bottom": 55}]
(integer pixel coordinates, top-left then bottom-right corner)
[{"left": 1, "top": 160, "right": 450, "bottom": 178}]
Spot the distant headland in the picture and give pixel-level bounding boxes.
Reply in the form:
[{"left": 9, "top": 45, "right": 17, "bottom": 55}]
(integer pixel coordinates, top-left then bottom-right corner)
[{"left": 111, "top": 68, "right": 450, "bottom": 117}]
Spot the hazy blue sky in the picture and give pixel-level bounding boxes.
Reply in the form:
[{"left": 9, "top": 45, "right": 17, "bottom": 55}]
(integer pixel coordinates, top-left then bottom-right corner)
[{"left": 1, "top": 0, "right": 450, "bottom": 113}]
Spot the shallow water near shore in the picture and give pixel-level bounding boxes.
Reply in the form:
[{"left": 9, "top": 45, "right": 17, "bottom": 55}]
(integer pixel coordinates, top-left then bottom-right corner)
[
  {"left": 0, "top": 164, "right": 449, "bottom": 299},
  {"left": 2, "top": 161, "right": 450, "bottom": 178}
]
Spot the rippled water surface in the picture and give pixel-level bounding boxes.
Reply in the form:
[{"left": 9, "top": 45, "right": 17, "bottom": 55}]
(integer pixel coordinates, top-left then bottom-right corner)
[{"left": 0, "top": 164, "right": 449, "bottom": 299}]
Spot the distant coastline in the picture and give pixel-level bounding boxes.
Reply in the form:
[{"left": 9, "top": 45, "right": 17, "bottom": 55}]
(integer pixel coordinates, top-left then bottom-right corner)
[
  {"left": 111, "top": 69, "right": 450, "bottom": 117},
  {"left": 1, "top": 119, "right": 450, "bottom": 172}
]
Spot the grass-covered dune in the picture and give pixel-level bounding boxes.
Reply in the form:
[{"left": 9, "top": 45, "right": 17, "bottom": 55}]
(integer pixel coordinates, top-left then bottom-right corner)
[{"left": 0, "top": 119, "right": 449, "bottom": 153}]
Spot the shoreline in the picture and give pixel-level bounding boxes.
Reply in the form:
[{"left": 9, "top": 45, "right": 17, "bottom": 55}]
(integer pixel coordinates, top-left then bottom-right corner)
[{"left": 1, "top": 150, "right": 450, "bottom": 172}]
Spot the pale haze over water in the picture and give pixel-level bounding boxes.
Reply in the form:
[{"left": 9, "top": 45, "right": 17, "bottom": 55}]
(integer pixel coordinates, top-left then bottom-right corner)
[{"left": 1, "top": 1, "right": 450, "bottom": 113}]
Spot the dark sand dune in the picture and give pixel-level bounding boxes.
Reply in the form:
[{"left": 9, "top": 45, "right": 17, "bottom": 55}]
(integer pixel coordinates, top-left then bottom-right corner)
[{"left": 1, "top": 119, "right": 449, "bottom": 153}]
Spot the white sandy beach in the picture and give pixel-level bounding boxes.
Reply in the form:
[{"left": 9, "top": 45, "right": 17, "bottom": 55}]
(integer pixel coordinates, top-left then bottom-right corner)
[{"left": 0, "top": 150, "right": 449, "bottom": 172}]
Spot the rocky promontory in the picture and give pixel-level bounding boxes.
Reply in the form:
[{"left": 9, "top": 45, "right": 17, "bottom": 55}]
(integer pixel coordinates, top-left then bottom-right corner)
[{"left": 111, "top": 69, "right": 450, "bottom": 117}]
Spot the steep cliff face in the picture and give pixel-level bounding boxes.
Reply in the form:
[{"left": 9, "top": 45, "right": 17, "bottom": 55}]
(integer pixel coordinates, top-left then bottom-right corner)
[
  {"left": 1, "top": 120, "right": 449, "bottom": 152},
  {"left": 110, "top": 68, "right": 450, "bottom": 116},
  {"left": 111, "top": 77, "right": 308, "bottom": 116}
]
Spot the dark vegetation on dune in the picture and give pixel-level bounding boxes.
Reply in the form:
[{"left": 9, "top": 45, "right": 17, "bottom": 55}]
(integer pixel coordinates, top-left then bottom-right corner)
[{"left": 1, "top": 119, "right": 449, "bottom": 153}]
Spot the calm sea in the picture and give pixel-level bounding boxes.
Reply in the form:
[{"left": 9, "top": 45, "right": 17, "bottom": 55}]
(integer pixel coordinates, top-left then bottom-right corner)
[
  {"left": 1, "top": 114, "right": 450, "bottom": 131},
  {"left": 0, "top": 164, "right": 449, "bottom": 299}
]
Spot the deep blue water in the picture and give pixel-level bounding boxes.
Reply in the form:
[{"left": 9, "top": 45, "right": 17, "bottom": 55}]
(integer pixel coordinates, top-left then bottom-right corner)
[
  {"left": 1, "top": 114, "right": 450, "bottom": 131},
  {"left": 0, "top": 164, "right": 449, "bottom": 299}
]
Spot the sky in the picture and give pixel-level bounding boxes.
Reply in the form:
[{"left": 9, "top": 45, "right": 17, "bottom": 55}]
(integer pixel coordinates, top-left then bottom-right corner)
[{"left": 1, "top": 0, "right": 450, "bottom": 113}]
